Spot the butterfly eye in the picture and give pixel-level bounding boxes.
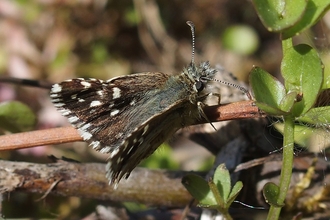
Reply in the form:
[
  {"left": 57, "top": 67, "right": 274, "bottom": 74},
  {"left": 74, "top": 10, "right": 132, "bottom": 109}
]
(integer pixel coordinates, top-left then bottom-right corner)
[{"left": 195, "top": 80, "right": 204, "bottom": 92}]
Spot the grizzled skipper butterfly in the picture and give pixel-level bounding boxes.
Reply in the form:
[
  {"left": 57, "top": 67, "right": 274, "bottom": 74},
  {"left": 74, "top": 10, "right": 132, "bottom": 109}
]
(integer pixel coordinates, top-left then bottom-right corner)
[{"left": 50, "top": 21, "right": 247, "bottom": 187}]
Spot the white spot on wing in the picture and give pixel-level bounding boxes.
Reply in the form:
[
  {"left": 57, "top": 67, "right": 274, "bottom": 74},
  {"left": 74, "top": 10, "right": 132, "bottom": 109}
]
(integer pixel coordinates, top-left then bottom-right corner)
[
  {"left": 59, "top": 109, "right": 71, "bottom": 116},
  {"left": 54, "top": 103, "right": 65, "bottom": 107},
  {"left": 91, "top": 127, "right": 100, "bottom": 133},
  {"left": 51, "top": 98, "right": 60, "bottom": 102},
  {"left": 51, "top": 84, "right": 62, "bottom": 93},
  {"left": 78, "top": 98, "right": 85, "bottom": 102},
  {"left": 68, "top": 116, "right": 79, "bottom": 123},
  {"left": 126, "top": 145, "right": 134, "bottom": 155},
  {"left": 71, "top": 94, "right": 77, "bottom": 99},
  {"left": 81, "top": 81, "right": 91, "bottom": 88},
  {"left": 97, "top": 90, "right": 104, "bottom": 97},
  {"left": 81, "top": 123, "right": 91, "bottom": 130},
  {"left": 138, "top": 137, "right": 144, "bottom": 143},
  {"left": 130, "top": 100, "right": 136, "bottom": 105},
  {"left": 100, "top": 146, "right": 112, "bottom": 153},
  {"left": 78, "top": 123, "right": 92, "bottom": 140},
  {"left": 110, "top": 147, "right": 120, "bottom": 158},
  {"left": 112, "top": 87, "right": 121, "bottom": 99},
  {"left": 90, "top": 141, "right": 100, "bottom": 149},
  {"left": 115, "top": 132, "right": 123, "bottom": 139},
  {"left": 106, "top": 161, "right": 111, "bottom": 171},
  {"left": 50, "top": 93, "right": 59, "bottom": 98},
  {"left": 142, "top": 124, "right": 149, "bottom": 135},
  {"left": 90, "top": 100, "right": 102, "bottom": 107},
  {"left": 110, "top": 109, "right": 119, "bottom": 116},
  {"left": 80, "top": 130, "right": 92, "bottom": 140},
  {"left": 117, "top": 157, "right": 123, "bottom": 163}
]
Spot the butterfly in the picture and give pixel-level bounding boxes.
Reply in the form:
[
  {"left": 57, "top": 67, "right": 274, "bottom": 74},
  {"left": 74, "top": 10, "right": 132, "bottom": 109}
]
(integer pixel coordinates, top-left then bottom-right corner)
[{"left": 50, "top": 21, "right": 235, "bottom": 187}]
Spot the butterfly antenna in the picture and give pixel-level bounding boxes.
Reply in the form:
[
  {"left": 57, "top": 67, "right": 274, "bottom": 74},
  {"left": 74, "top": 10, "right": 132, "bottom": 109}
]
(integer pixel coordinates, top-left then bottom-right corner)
[
  {"left": 186, "top": 21, "right": 196, "bottom": 65},
  {"left": 203, "top": 76, "right": 252, "bottom": 100},
  {"left": 186, "top": 21, "right": 252, "bottom": 100}
]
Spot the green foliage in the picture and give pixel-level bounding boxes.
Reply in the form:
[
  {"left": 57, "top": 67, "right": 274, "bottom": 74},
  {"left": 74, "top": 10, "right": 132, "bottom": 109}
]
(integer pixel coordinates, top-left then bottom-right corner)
[
  {"left": 249, "top": 0, "right": 329, "bottom": 219},
  {"left": 250, "top": 40, "right": 325, "bottom": 220},
  {"left": 139, "top": 143, "right": 179, "bottom": 170},
  {"left": 281, "top": 0, "right": 330, "bottom": 39},
  {"left": 250, "top": 43, "right": 324, "bottom": 116},
  {"left": 281, "top": 44, "right": 323, "bottom": 116},
  {"left": 263, "top": 182, "right": 284, "bottom": 207},
  {"left": 92, "top": 43, "right": 110, "bottom": 64},
  {"left": 252, "top": 0, "right": 308, "bottom": 32},
  {"left": 252, "top": 0, "right": 330, "bottom": 39},
  {"left": 0, "top": 101, "right": 36, "bottom": 133},
  {"left": 222, "top": 25, "right": 259, "bottom": 55},
  {"left": 182, "top": 164, "right": 243, "bottom": 220},
  {"left": 250, "top": 66, "right": 289, "bottom": 115},
  {"left": 298, "top": 106, "right": 330, "bottom": 125}
]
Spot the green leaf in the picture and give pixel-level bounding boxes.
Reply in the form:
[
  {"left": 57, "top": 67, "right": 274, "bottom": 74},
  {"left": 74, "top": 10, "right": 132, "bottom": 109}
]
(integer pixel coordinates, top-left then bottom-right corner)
[
  {"left": 213, "top": 164, "right": 232, "bottom": 201},
  {"left": 298, "top": 106, "right": 330, "bottom": 125},
  {"left": 275, "top": 108, "right": 330, "bottom": 147},
  {"left": 227, "top": 181, "right": 243, "bottom": 206},
  {"left": 0, "top": 101, "right": 36, "bottom": 133},
  {"left": 281, "top": 44, "right": 323, "bottom": 116},
  {"left": 182, "top": 174, "right": 217, "bottom": 208},
  {"left": 252, "top": 0, "right": 307, "bottom": 32},
  {"left": 293, "top": 106, "right": 330, "bottom": 147},
  {"left": 255, "top": 102, "right": 287, "bottom": 115},
  {"left": 263, "top": 182, "right": 285, "bottom": 207},
  {"left": 295, "top": 125, "right": 330, "bottom": 148},
  {"left": 282, "top": 0, "right": 330, "bottom": 39},
  {"left": 250, "top": 66, "right": 287, "bottom": 115},
  {"left": 279, "top": 91, "right": 298, "bottom": 112},
  {"left": 322, "top": 55, "right": 330, "bottom": 90}
]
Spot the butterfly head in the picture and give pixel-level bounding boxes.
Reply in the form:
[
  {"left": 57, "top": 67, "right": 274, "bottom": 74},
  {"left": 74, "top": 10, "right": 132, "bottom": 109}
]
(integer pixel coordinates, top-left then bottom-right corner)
[
  {"left": 185, "top": 61, "right": 217, "bottom": 93},
  {"left": 185, "top": 21, "right": 217, "bottom": 93}
]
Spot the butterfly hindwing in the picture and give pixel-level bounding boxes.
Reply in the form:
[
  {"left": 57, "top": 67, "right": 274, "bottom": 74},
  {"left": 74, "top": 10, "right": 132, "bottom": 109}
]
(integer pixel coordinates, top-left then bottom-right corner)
[{"left": 106, "top": 94, "right": 196, "bottom": 185}]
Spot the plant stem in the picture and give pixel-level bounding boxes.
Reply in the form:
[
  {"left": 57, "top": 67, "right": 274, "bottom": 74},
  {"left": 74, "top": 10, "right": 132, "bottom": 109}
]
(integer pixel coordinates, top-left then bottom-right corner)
[
  {"left": 266, "top": 38, "right": 295, "bottom": 220},
  {"left": 267, "top": 115, "right": 295, "bottom": 219}
]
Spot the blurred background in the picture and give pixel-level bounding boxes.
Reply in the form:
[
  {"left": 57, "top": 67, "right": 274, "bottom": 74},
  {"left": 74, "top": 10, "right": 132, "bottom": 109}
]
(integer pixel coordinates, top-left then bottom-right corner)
[{"left": 0, "top": 0, "right": 329, "bottom": 219}]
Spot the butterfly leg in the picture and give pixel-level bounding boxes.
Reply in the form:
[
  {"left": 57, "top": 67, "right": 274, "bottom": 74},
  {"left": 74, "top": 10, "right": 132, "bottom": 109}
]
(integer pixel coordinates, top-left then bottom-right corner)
[{"left": 197, "top": 101, "right": 217, "bottom": 131}]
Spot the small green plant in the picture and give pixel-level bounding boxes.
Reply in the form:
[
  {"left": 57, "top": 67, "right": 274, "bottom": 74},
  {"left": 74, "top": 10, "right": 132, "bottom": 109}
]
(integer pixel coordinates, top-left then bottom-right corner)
[
  {"left": 182, "top": 1, "right": 330, "bottom": 219},
  {"left": 250, "top": 0, "right": 330, "bottom": 219},
  {"left": 182, "top": 164, "right": 243, "bottom": 220}
]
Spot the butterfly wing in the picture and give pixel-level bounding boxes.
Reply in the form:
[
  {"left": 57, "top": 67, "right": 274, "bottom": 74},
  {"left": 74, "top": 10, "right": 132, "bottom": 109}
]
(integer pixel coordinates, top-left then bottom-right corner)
[
  {"left": 50, "top": 72, "right": 198, "bottom": 185},
  {"left": 51, "top": 73, "right": 170, "bottom": 151}
]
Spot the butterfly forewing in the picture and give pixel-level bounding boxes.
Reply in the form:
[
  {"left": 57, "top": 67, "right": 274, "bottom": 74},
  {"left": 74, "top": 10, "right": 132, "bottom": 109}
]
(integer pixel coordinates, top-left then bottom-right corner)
[{"left": 51, "top": 73, "right": 171, "bottom": 151}]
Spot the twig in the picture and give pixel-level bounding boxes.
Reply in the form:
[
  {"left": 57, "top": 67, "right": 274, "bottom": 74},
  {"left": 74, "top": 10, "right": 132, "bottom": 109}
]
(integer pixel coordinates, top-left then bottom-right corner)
[
  {"left": 0, "top": 160, "right": 194, "bottom": 207},
  {"left": 0, "top": 100, "right": 264, "bottom": 151}
]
